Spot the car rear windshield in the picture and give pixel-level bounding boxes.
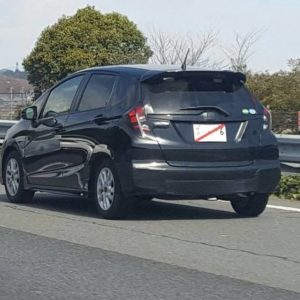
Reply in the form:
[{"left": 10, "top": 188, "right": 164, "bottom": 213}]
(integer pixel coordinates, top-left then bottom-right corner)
[{"left": 141, "top": 72, "right": 251, "bottom": 114}]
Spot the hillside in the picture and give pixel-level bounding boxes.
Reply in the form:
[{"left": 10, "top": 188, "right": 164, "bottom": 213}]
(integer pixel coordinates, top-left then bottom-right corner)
[
  {"left": 0, "top": 69, "right": 27, "bottom": 79},
  {"left": 0, "top": 69, "right": 32, "bottom": 93}
]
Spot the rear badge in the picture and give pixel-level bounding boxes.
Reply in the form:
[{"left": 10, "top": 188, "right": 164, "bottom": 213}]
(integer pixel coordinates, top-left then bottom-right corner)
[{"left": 242, "top": 108, "right": 257, "bottom": 115}]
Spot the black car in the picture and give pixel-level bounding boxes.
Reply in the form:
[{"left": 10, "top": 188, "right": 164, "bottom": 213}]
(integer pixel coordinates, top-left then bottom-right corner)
[{"left": 0, "top": 65, "right": 281, "bottom": 219}]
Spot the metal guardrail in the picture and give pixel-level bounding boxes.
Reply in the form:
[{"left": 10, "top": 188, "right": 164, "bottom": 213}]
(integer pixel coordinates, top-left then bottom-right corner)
[
  {"left": 275, "top": 134, "right": 300, "bottom": 163},
  {"left": 0, "top": 120, "right": 18, "bottom": 146},
  {"left": 0, "top": 120, "right": 299, "bottom": 173},
  {"left": 275, "top": 134, "right": 300, "bottom": 174}
]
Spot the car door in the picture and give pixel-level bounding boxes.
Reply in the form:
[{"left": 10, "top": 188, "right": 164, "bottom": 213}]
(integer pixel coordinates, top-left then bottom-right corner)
[
  {"left": 62, "top": 72, "right": 117, "bottom": 189},
  {"left": 23, "top": 74, "right": 85, "bottom": 189}
]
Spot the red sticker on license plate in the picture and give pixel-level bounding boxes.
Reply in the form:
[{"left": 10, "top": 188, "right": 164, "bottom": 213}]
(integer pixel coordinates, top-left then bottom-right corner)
[{"left": 193, "top": 124, "right": 227, "bottom": 142}]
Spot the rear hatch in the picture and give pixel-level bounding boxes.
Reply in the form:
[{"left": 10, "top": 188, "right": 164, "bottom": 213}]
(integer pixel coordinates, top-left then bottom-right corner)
[{"left": 141, "top": 71, "right": 264, "bottom": 167}]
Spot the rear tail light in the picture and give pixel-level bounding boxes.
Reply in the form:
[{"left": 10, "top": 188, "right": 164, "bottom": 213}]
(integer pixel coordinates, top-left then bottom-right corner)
[
  {"left": 128, "top": 105, "right": 151, "bottom": 138},
  {"left": 263, "top": 107, "right": 272, "bottom": 131}
]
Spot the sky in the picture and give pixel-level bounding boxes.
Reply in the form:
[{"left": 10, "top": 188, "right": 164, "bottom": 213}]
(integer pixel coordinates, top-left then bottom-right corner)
[{"left": 0, "top": 0, "right": 299, "bottom": 72}]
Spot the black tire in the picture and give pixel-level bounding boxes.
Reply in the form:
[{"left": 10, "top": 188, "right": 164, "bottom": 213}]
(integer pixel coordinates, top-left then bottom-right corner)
[
  {"left": 4, "top": 151, "right": 34, "bottom": 204},
  {"left": 230, "top": 193, "right": 269, "bottom": 217},
  {"left": 91, "top": 158, "right": 129, "bottom": 219}
]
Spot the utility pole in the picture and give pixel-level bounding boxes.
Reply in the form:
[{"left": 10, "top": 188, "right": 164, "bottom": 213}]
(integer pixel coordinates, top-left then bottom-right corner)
[
  {"left": 21, "top": 87, "right": 25, "bottom": 106},
  {"left": 10, "top": 87, "right": 13, "bottom": 120}
]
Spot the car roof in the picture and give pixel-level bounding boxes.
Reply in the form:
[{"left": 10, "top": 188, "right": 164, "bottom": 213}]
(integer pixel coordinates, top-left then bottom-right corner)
[
  {"left": 81, "top": 64, "right": 179, "bottom": 78},
  {"left": 77, "top": 64, "right": 246, "bottom": 82}
]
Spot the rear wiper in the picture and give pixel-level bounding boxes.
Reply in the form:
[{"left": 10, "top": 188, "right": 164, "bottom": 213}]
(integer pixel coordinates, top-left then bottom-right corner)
[{"left": 179, "top": 105, "right": 230, "bottom": 116}]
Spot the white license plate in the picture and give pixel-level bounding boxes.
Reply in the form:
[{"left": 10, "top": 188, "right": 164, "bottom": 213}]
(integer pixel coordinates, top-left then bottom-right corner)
[{"left": 193, "top": 124, "right": 227, "bottom": 142}]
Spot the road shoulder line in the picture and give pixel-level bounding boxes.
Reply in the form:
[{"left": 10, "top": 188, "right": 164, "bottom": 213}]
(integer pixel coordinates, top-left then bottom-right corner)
[{"left": 267, "top": 205, "right": 300, "bottom": 212}]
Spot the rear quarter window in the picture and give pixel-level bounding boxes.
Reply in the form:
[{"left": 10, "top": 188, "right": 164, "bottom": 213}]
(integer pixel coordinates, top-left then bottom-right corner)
[{"left": 110, "top": 76, "right": 138, "bottom": 110}]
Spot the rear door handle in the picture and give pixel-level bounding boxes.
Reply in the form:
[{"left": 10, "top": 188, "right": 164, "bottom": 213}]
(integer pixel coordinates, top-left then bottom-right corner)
[{"left": 94, "top": 115, "right": 107, "bottom": 124}]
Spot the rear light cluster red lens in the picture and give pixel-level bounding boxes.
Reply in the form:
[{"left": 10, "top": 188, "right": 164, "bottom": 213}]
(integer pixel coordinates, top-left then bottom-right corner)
[
  {"left": 263, "top": 107, "right": 272, "bottom": 131},
  {"left": 128, "top": 106, "right": 141, "bottom": 129},
  {"left": 128, "top": 105, "right": 151, "bottom": 137}
]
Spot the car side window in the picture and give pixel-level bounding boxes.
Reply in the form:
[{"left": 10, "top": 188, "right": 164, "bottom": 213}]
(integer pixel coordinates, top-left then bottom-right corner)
[
  {"left": 78, "top": 74, "right": 116, "bottom": 111},
  {"left": 43, "top": 76, "right": 83, "bottom": 118},
  {"left": 110, "top": 76, "right": 138, "bottom": 109}
]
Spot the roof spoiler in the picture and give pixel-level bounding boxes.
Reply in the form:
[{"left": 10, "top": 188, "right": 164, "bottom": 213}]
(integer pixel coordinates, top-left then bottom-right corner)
[{"left": 140, "top": 70, "right": 246, "bottom": 84}]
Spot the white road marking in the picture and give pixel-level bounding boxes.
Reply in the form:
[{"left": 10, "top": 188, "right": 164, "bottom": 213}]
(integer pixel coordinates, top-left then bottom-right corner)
[
  {"left": 218, "top": 200, "right": 300, "bottom": 212},
  {"left": 267, "top": 205, "right": 300, "bottom": 212}
]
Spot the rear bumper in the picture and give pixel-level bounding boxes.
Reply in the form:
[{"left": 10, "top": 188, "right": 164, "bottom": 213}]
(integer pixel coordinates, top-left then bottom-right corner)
[{"left": 131, "top": 160, "right": 281, "bottom": 197}]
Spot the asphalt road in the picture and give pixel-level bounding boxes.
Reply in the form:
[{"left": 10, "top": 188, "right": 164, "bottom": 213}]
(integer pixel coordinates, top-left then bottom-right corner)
[{"left": 0, "top": 184, "right": 299, "bottom": 299}]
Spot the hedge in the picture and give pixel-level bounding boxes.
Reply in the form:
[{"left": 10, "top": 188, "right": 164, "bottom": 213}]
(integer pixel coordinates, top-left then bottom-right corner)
[{"left": 274, "top": 176, "right": 300, "bottom": 200}]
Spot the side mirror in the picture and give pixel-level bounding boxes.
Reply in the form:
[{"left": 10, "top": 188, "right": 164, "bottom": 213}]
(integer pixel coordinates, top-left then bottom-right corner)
[
  {"left": 39, "top": 117, "right": 58, "bottom": 127},
  {"left": 21, "top": 106, "right": 37, "bottom": 121}
]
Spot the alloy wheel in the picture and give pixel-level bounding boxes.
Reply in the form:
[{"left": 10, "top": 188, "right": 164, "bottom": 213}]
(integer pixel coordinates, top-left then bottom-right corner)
[
  {"left": 96, "top": 167, "right": 115, "bottom": 211},
  {"left": 6, "top": 158, "right": 20, "bottom": 196}
]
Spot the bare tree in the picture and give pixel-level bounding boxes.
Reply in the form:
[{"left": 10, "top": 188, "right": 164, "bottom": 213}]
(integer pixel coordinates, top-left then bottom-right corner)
[
  {"left": 148, "top": 30, "right": 177, "bottom": 64},
  {"left": 148, "top": 28, "right": 219, "bottom": 67},
  {"left": 222, "top": 31, "right": 260, "bottom": 73},
  {"left": 288, "top": 58, "right": 300, "bottom": 72}
]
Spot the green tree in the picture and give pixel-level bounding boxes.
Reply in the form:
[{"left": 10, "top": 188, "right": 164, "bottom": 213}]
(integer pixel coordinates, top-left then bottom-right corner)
[
  {"left": 247, "top": 71, "right": 300, "bottom": 111},
  {"left": 23, "top": 6, "right": 152, "bottom": 96}
]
